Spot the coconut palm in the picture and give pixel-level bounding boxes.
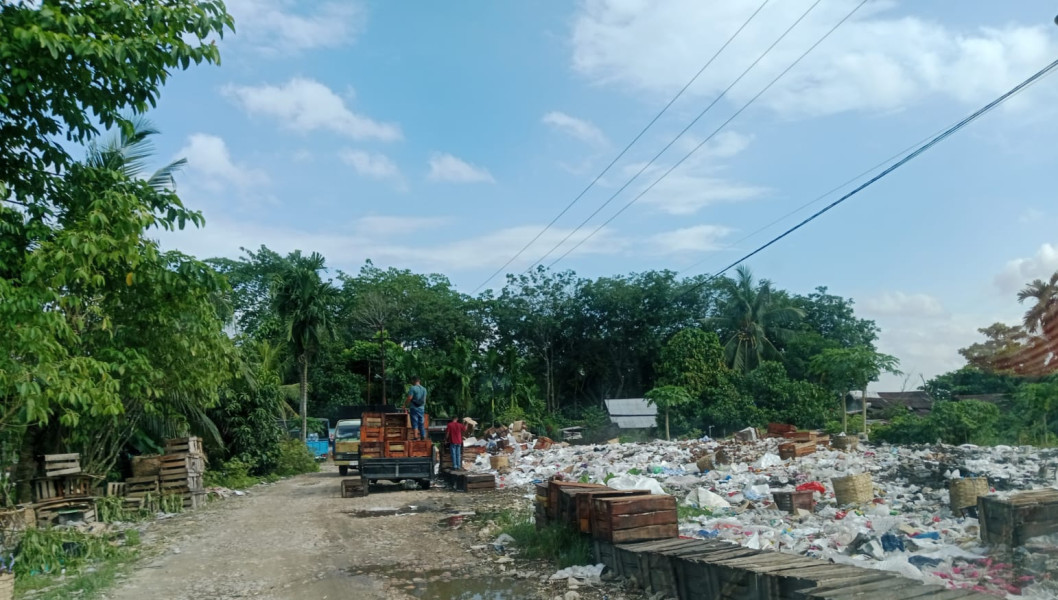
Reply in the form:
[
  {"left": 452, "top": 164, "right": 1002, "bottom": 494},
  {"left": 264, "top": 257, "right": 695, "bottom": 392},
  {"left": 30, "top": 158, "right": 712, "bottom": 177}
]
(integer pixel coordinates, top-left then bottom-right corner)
[
  {"left": 272, "top": 251, "right": 338, "bottom": 441},
  {"left": 1018, "top": 271, "right": 1058, "bottom": 374},
  {"left": 710, "top": 265, "right": 804, "bottom": 373},
  {"left": 85, "top": 115, "right": 187, "bottom": 190}
]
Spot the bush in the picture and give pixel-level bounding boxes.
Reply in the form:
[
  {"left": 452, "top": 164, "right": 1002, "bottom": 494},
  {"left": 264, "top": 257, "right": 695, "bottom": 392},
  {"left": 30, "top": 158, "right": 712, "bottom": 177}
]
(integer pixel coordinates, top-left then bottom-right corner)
[
  {"left": 204, "top": 457, "right": 259, "bottom": 490},
  {"left": 274, "top": 439, "right": 319, "bottom": 477},
  {"left": 497, "top": 510, "right": 591, "bottom": 568}
]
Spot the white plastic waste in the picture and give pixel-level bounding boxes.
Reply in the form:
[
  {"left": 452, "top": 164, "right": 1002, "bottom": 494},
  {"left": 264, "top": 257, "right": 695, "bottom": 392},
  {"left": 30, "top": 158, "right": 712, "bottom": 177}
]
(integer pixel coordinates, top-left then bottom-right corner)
[
  {"left": 549, "top": 563, "right": 605, "bottom": 585},
  {"left": 607, "top": 474, "right": 666, "bottom": 495},
  {"left": 684, "top": 487, "right": 730, "bottom": 509}
]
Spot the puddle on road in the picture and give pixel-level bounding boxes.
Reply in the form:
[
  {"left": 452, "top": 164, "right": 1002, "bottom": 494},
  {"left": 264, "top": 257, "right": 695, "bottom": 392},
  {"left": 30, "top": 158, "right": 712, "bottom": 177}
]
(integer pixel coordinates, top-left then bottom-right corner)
[
  {"left": 345, "top": 503, "right": 452, "bottom": 519},
  {"left": 351, "top": 567, "right": 535, "bottom": 600}
]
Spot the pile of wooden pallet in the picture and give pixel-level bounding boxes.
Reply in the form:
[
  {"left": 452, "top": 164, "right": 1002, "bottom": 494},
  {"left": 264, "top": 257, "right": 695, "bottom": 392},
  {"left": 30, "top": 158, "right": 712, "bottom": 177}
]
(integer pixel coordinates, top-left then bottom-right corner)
[
  {"left": 535, "top": 479, "right": 677, "bottom": 544},
  {"left": 360, "top": 412, "right": 433, "bottom": 459},
  {"left": 119, "top": 437, "right": 207, "bottom": 510},
  {"left": 29, "top": 453, "right": 100, "bottom": 526}
]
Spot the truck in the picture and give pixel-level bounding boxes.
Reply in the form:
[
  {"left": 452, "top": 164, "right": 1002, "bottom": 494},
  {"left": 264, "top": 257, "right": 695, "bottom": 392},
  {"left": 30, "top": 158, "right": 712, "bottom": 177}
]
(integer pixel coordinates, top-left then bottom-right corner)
[
  {"left": 332, "top": 418, "right": 361, "bottom": 477},
  {"left": 355, "top": 410, "right": 437, "bottom": 490}
]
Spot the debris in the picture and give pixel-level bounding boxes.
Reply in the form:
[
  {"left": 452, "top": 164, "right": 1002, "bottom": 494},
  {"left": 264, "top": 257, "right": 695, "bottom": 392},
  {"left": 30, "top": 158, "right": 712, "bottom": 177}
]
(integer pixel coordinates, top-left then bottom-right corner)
[{"left": 549, "top": 564, "right": 605, "bottom": 586}]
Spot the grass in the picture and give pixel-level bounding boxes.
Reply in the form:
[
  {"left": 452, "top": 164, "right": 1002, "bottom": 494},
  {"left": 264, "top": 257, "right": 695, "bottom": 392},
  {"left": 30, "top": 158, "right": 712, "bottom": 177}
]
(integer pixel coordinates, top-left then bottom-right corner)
[
  {"left": 487, "top": 508, "right": 592, "bottom": 569},
  {"left": 677, "top": 504, "right": 713, "bottom": 520},
  {"left": 13, "top": 527, "right": 140, "bottom": 600}
]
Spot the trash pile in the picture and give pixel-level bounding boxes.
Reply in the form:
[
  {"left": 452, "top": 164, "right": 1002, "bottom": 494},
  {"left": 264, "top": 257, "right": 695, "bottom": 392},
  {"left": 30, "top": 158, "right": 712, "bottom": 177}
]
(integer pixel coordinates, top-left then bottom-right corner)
[{"left": 484, "top": 432, "right": 1058, "bottom": 599}]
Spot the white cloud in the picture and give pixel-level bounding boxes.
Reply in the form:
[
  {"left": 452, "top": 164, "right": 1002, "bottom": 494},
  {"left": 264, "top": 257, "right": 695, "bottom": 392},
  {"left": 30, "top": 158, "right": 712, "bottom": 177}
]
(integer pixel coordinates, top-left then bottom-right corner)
[
  {"left": 340, "top": 149, "right": 401, "bottom": 180},
  {"left": 570, "top": 0, "right": 1058, "bottom": 117},
  {"left": 860, "top": 291, "right": 947, "bottom": 319},
  {"left": 156, "top": 217, "right": 617, "bottom": 274},
  {"left": 176, "top": 133, "right": 266, "bottom": 190},
  {"left": 542, "top": 111, "right": 609, "bottom": 146},
  {"left": 872, "top": 315, "right": 985, "bottom": 391},
  {"left": 224, "top": 0, "right": 365, "bottom": 53},
  {"left": 647, "top": 225, "right": 733, "bottom": 254},
  {"left": 224, "top": 78, "right": 402, "bottom": 142},
  {"left": 427, "top": 153, "right": 495, "bottom": 183},
  {"left": 995, "top": 243, "right": 1058, "bottom": 293}
]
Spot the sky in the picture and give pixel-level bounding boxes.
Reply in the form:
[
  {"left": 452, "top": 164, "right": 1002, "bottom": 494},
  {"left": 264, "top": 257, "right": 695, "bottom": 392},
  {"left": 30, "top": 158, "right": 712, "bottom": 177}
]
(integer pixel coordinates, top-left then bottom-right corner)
[{"left": 149, "top": 0, "right": 1058, "bottom": 390}]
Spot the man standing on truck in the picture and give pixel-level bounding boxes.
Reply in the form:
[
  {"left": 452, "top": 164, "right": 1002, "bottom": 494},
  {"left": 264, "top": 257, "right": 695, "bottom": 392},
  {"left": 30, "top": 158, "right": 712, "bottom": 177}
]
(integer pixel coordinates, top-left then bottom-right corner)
[
  {"left": 445, "top": 415, "right": 466, "bottom": 469},
  {"left": 403, "top": 377, "right": 428, "bottom": 440}
]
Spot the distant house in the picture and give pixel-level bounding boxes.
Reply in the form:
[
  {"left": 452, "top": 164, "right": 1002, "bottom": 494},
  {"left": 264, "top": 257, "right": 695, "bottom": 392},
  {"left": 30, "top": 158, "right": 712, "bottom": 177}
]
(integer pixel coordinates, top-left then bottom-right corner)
[
  {"left": 846, "top": 391, "right": 934, "bottom": 416},
  {"left": 603, "top": 398, "right": 658, "bottom": 430}
]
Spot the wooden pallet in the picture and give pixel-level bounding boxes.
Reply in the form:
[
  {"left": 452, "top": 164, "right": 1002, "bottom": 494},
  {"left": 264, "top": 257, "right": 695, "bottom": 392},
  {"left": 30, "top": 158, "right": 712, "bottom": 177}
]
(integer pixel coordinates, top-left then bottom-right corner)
[
  {"left": 125, "top": 476, "right": 159, "bottom": 498},
  {"left": 33, "top": 497, "right": 96, "bottom": 527},
  {"left": 164, "top": 436, "right": 204, "bottom": 456},
  {"left": 182, "top": 491, "right": 206, "bottom": 510},
  {"left": 160, "top": 473, "right": 203, "bottom": 493},
  {"left": 121, "top": 497, "right": 144, "bottom": 510},
  {"left": 64, "top": 475, "right": 93, "bottom": 497},
  {"left": 341, "top": 477, "right": 368, "bottom": 498},
  {"left": 32, "top": 478, "right": 62, "bottom": 502},
  {"left": 43, "top": 453, "right": 81, "bottom": 477},
  {"left": 591, "top": 494, "right": 678, "bottom": 544}
]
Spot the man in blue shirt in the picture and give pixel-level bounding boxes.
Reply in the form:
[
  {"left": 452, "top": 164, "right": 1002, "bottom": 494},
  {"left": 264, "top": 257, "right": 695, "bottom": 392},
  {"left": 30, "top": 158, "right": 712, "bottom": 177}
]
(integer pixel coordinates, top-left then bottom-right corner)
[{"left": 403, "top": 377, "right": 428, "bottom": 440}]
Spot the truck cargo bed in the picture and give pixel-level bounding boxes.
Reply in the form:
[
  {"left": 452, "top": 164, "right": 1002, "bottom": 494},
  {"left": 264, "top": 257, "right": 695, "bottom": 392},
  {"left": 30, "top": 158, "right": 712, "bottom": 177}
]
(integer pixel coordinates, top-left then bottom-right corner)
[{"left": 359, "top": 456, "right": 434, "bottom": 482}]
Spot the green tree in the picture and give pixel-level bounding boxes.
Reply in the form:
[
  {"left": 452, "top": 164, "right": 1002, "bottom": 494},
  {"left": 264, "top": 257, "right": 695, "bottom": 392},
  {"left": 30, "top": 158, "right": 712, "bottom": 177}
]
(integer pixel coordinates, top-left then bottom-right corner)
[
  {"left": 711, "top": 266, "right": 804, "bottom": 373},
  {"left": 644, "top": 385, "right": 693, "bottom": 441},
  {"left": 1017, "top": 272, "right": 1058, "bottom": 375},
  {"left": 1013, "top": 382, "right": 1058, "bottom": 445},
  {"left": 272, "top": 252, "right": 338, "bottom": 441},
  {"left": 809, "top": 346, "right": 900, "bottom": 434},
  {"left": 929, "top": 400, "right": 1000, "bottom": 445},
  {"left": 741, "top": 361, "right": 831, "bottom": 429},
  {"left": 656, "top": 329, "right": 727, "bottom": 398}
]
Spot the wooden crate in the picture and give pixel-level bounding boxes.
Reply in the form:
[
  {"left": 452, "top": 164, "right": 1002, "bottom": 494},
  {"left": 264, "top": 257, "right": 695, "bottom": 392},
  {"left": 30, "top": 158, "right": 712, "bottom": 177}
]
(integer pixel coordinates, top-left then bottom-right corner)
[
  {"left": 383, "top": 441, "right": 408, "bottom": 458},
  {"left": 122, "top": 497, "right": 144, "bottom": 511},
  {"left": 454, "top": 472, "right": 495, "bottom": 492},
  {"left": 555, "top": 482, "right": 610, "bottom": 526},
  {"left": 160, "top": 473, "right": 203, "bottom": 493},
  {"left": 360, "top": 426, "right": 383, "bottom": 442},
  {"left": 43, "top": 453, "right": 81, "bottom": 477},
  {"left": 131, "top": 455, "right": 163, "bottom": 477},
  {"left": 341, "top": 477, "right": 368, "bottom": 498},
  {"left": 361, "top": 413, "right": 384, "bottom": 428},
  {"left": 979, "top": 489, "right": 1058, "bottom": 547},
  {"left": 576, "top": 489, "right": 652, "bottom": 533},
  {"left": 767, "top": 423, "right": 798, "bottom": 436},
  {"left": 164, "top": 436, "right": 204, "bottom": 456},
  {"left": 64, "top": 475, "right": 93, "bottom": 497},
  {"left": 181, "top": 491, "right": 206, "bottom": 510},
  {"left": 384, "top": 413, "right": 410, "bottom": 428},
  {"left": 106, "top": 482, "right": 127, "bottom": 497},
  {"left": 360, "top": 442, "right": 384, "bottom": 459},
  {"left": 548, "top": 481, "right": 606, "bottom": 520},
  {"left": 591, "top": 494, "right": 678, "bottom": 543},
  {"left": 384, "top": 427, "right": 408, "bottom": 441},
  {"left": 773, "top": 490, "right": 816, "bottom": 514},
  {"left": 779, "top": 442, "right": 817, "bottom": 461},
  {"left": 407, "top": 440, "right": 432, "bottom": 457}
]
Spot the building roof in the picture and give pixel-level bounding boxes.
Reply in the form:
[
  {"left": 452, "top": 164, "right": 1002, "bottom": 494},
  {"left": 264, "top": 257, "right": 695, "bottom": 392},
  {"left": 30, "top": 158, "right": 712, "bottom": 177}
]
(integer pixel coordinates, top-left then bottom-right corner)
[
  {"left": 604, "top": 398, "right": 658, "bottom": 429},
  {"left": 846, "top": 390, "right": 934, "bottom": 413}
]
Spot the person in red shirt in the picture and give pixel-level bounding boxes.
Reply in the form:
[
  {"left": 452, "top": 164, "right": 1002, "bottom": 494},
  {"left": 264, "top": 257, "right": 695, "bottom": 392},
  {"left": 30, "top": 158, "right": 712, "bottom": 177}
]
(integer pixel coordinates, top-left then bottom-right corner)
[{"left": 445, "top": 416, "right": 466, "bottom": 469}]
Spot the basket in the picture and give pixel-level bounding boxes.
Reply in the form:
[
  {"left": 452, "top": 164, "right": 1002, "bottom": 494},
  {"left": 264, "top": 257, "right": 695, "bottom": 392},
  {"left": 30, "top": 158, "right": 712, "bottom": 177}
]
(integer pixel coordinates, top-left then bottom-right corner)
[
  {"left": 831, "top": 435, "right": 859, "bottom": 451},
  {"left": 131, "top": 455, "right": 163, "bottom": 477},
  {"left": 832, "top": 473, "right": 873, "bottom": 505},
  {"left": 949, "top": 477, "right": 989, "bottom": 512},
  {"left": 0, "top": 506, "right": 36, "bottom": 551},
  {"left": 0, "top": 572, "right": 12, "bottom": 600}
]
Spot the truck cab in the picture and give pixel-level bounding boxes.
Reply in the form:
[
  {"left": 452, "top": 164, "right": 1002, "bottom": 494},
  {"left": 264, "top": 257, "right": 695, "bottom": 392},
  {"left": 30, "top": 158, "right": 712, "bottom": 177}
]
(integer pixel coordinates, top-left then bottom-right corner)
[{"left": 333, "top": 419, "right": 361, "bottom": 476}]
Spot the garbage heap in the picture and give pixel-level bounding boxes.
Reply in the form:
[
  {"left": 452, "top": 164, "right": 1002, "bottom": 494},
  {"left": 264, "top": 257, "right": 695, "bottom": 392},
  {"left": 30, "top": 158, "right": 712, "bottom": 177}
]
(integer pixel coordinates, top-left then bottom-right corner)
[{"left": 500, "top": 432, "right": 1058, "bottom": 600}]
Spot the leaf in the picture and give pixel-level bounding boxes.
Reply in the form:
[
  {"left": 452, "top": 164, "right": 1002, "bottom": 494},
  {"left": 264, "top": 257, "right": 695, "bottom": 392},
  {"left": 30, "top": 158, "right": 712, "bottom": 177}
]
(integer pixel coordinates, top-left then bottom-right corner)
[{"left": 126, "top": 271, "right": 134, "bottom": 286}]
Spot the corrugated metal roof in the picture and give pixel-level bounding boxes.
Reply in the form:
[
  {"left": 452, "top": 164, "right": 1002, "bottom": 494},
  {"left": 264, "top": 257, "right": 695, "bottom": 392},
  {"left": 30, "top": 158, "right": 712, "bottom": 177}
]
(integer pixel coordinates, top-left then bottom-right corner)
[{"left": 604, "top": 398, "right": 657, "bottom": 429}]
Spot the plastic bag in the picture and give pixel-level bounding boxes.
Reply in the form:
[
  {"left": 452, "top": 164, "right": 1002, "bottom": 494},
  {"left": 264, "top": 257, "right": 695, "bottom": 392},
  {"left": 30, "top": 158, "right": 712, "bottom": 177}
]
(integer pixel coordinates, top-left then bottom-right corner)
[
  {"left": 796, "top": 481, "right": 826, "bottom": 494},
  {"left": 685, "top": 487, "right": 730, "bottom": 509},
  {"left": 608, "top": 474, "right": 665, "bottom": 495}
]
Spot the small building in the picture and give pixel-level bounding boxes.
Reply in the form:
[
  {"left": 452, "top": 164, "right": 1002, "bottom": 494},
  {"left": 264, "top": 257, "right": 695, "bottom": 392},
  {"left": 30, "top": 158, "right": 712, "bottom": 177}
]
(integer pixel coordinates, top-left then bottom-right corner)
[
  {"left": 603, "top": 398, "right": 658, "bottom": 430},
  {"left": 846, "top": 391, "right": 934, "bottom": 416}
]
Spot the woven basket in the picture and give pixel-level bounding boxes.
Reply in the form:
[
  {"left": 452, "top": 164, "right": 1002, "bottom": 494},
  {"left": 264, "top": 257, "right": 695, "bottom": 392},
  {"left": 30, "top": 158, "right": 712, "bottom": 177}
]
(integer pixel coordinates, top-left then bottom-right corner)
[
  {"left": 0, "top": 506, "right": 36, "bottom": 551},
  {"left": 0, "top": 572, "right": 12, "bottom": 600},
  {"left": 949, "top": 477, "right": 989, "bottom": 512},
  {"left": 831, "top": 435, "right": 859, "bottom": 451},
  {"left": 832, "top": 473, "right": 873, "bottom": 505}
]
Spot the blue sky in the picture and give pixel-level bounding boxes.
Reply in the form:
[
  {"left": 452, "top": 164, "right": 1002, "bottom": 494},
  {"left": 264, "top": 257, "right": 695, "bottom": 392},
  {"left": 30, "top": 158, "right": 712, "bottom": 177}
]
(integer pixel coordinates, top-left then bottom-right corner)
[{"left": 152, "top": 0, "right": 1058, "bottom": 389}]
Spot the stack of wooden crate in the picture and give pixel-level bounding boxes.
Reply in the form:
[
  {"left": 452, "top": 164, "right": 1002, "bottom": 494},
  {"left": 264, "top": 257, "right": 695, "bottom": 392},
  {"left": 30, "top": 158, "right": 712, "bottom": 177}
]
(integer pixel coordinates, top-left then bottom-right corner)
[
  {"left": 779, "top": 441, "right": 818, "bottom": 461},
  {"left": 31, "top": 453, "right": 100, "bottom": 526},
  {"left": 160, "top": 437, "right": 206, "bottom": 509},
  {"left": 361, "top": 412, "right": 433, "bottom": 459},
  {"left": 534, "top": 479, "right": 677, "bottom": 545}
]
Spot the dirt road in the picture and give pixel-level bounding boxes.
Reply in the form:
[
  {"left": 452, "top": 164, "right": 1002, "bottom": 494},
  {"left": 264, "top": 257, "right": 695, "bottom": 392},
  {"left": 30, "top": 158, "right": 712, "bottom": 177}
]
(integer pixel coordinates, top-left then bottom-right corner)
[{"left": 100, "top": 466, "right": 639, "bottom": 600}]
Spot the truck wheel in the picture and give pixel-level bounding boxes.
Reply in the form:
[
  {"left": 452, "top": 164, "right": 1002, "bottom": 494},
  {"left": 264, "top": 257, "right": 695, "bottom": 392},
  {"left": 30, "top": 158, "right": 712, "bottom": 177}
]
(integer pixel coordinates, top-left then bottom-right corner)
[
  {"left": 339, "top": 466, "right": 349, "bottom": 477},
  {"left": 418, "top": 479, "right": 432, "bottom": 490}
]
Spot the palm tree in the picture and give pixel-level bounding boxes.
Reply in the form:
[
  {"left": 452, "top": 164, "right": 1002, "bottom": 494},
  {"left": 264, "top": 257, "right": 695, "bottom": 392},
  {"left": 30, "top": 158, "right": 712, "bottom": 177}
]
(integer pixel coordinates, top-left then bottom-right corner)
[
  {"left": 1017, "top": 272, "right": 1058, "bottom": 374},
  {"left": 710, "top": 266, "right": 804, "bottom": 373},
  {"left": 272, "top": 251, "right": 338, "bottom": 441},
  {"left": 85, "top": 115, "right": 187, "bottom": 190}
]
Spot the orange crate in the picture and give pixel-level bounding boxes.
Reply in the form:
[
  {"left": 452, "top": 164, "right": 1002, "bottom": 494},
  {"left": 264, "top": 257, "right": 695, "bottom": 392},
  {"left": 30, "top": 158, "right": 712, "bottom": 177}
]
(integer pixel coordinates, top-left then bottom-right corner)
[
  {"left": 384, "top": 427, "right": 407, "bottom": 441},
  {"left": 408, "top": 441, "right": 432, "bottom": 457},
  {"left": 384, "top": 441, "right": 408, "bottom": 458},
  {"left": 384, "top": 413, "right": 410, "bottom": 428},
  {"left": 362, "top": 413, "right": 384, "bottom": 428},
  {"left": 360, "top": 442, "right": 384, "bottom": 459},
  {"left": 361, "top": 427, "right": 383, "bottom": 442}
]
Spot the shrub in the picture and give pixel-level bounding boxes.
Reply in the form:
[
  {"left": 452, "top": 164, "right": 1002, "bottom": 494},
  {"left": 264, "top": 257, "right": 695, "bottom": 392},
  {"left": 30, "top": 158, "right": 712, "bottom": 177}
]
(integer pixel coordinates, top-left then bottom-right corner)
[
  {"left": 204, "top": 457, "right": 259, "bottom": 490},
  {"left": 274, "top": 439, "right": 319, "bottom": 477}
]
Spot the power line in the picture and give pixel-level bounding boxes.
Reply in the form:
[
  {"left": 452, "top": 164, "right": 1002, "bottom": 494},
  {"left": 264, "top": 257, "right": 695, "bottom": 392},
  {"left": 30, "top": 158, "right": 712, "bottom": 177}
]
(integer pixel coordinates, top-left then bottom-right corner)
[
  {"left": 679, "top": 55, "right": 1058, "bottom": 298},
  {"left": 471, "top": 0, "right": 773, "bottom": 293},
  {"left": 546, "top": 0, "right": 868, "bottom": 269},
  {"left": 525, "top": 0, "right": 831, "bottom": 273},
  {"left": 675, "top": 122, "right": 954, "bottom": 277}
]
